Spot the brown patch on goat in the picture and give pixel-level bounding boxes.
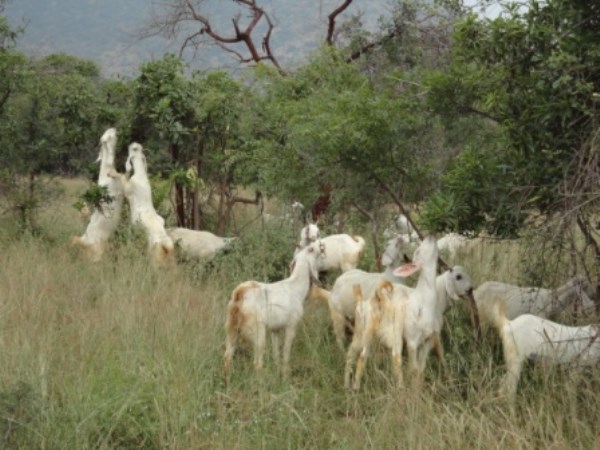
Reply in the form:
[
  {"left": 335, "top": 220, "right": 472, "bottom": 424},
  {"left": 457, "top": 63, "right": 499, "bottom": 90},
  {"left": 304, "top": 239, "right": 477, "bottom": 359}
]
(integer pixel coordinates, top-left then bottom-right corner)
[
  {"left": 70, "top": 236, "right": 106, "bottom": 261},
  {"left": 223, "top": 282, "right": 259, "bottom": 380},
  {"left": 308, "top": 285, "right": 331, "bottom": 304},
  {"left": 226, "top": 285, "right": 250, "bottom": 336},
  {"left": 150, "top": 242, "right": 176, "bottom": 267}
]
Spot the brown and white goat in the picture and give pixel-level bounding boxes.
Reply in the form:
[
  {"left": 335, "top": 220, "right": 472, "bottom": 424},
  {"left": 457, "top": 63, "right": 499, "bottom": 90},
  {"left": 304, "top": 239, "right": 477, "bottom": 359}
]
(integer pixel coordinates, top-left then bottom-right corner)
[
  {"left": 223, "top": 242, "right": 324, "bottom": 379},
  {"left": 345, "top": 236, "right": 441, "bottom": 390}
]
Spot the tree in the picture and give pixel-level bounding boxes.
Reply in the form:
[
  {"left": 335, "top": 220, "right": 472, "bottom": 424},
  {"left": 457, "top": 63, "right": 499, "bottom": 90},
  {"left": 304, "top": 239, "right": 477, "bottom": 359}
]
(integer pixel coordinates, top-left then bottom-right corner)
[
  {"left": 249, "top": 46, "right": 445, "bottom": 258},
  {"left": 423, "top": 0, "right": 600, "bottom": 298},
  {"left": 142, "top": 0, "right": 285, "bottom": 74},
  {"left": 0, "top": 50, "right": 126, "bottom": 233},
  {"left": 130, "top": 54, "right": 258, "bottom": 232}
]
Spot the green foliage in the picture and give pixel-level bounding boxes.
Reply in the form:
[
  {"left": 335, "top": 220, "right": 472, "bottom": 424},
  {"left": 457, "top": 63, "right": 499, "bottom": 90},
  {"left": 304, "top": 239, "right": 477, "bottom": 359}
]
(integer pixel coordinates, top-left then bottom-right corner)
[
  {"left": 428, "top": 0, "right": 600, "bottom": 236},
  {"left": 251, "top": 46, "right": 440, "bottom": 221},
  {"left": 0, "top": 169, "right": 63, "bottom": 236},
  {"left": 73, "top": 183, "right": 113, "bottom": 213},
  {"left": 132, "top": 54, "right": 194, "bottom": 147},
  {"left": 210, "top": 223, "right": 295, "bottom": 283},
  {"left": 1, "top": 198, "right": 599, "bottom": 448},
  {"left": 150, "top": 176, "right": 172, "bottom": 218},
  {"left": 0, "top": 52, "right": 131, "bottom": 176},
  {"left": 420, "top": 146, "right": 525, "bottom": 237},
  {"left": 0, "top": 381, "right": 40, "bottom": 448}
]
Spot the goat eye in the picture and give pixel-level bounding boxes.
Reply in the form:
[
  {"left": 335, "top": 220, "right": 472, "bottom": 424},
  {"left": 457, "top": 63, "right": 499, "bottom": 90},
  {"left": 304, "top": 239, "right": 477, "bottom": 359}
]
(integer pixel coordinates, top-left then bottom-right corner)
[{"left": 456, "top": 274, "right": 462, "bottom": 280}]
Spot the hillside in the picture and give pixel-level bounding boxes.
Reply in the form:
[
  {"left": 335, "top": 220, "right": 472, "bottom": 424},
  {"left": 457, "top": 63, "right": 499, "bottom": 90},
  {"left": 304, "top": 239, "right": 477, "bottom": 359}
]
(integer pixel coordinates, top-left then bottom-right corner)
[{"left": 5, "top": 0, "right": 390, "bottom": 77}]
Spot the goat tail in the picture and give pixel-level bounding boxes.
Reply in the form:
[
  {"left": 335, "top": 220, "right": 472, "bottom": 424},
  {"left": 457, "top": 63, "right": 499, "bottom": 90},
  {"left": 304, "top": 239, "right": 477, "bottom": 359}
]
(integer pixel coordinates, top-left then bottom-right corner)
[
  {"left": 70, "top": 235, "right": 84, "bottom": 248},
  {"left": 373, "top": 280, "right": 394, "bottom": 311},
  {"left": 352, "top": 235, "right": 366, "bottom": 252},
  {"left": 352, "top": 284, "right": 364, "bottom": 304},
  {"left": 151, "top": 239, "right": 176, "bottom": 267},
  {"left": 226, "top": 283, "right": 255, "bottom": 340},
  {"left": 309, "top": 285, "right": 331, "bottom": 304},
  {"left": 70, "top": 236, "right": 104, "bottom": 261}
]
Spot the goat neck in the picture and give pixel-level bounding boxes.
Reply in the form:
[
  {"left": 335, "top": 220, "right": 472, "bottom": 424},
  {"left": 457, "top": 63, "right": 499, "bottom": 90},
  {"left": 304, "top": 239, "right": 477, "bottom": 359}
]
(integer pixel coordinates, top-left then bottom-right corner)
[
  {"left": 412, "top": 236, "right": 438, "bottom": 302},
  {"left": 130, "top": 154, "right": 148, "bottom": 179},
  {"left": 97, "top": 129, "right": 117, "bottom": 181}
]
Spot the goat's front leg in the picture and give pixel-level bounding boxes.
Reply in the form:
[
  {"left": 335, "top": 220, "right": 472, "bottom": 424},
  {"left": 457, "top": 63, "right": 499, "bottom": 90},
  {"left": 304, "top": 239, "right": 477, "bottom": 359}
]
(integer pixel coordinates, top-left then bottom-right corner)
[
  {"left": 282, "top": 324, "right": 298, "bottom": 378},
  {"left": 344, "top": 338, "right": 361, "bottom": 389},
  {"left": 271, "top": 331, "right": 282, "bottom": 367},
  {"left": 413, "top": 336, "right": 435, "bottom": 385},
  {"left": 406, "top": 342, "right": 423, "bottom": 389},
  {"left": 353, "top": 325, "right": 377, "bottom": 391},
  {"left": 107, "top": 169, "right": 130, "bottom": 194},
  {"left": 500, "top": 356, "right": 523, "bottom": 402},
  {"left": 432, "top": 333, "right": 447, "bottom": 372}
]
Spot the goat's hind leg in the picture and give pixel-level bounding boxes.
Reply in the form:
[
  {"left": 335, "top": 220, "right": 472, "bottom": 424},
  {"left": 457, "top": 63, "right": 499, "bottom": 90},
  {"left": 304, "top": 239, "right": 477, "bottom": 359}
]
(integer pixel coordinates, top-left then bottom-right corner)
[
  {"left": 352, "top": 325, "right": 376, "bottom": 391},
  {"left": 251, "top": 325, "right": 267, "bottom": 373},
  {"left": 223, "top": 333, "right": 237, "bottom": 381},
  {"left": 344, "top": 336, "right": 362, "bottom": 389},
  {"left": 329, "top": 306, "right": 348, "bottom": 352},
  {"left": 390, "top": 334, "right": 404, "bottom": 388}
]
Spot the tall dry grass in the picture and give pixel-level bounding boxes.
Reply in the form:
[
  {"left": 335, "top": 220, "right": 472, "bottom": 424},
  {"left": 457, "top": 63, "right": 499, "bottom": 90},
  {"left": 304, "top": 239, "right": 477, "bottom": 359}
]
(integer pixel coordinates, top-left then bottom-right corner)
[{"left": 0, "top": 186, "right": 599, "bottom": 448}]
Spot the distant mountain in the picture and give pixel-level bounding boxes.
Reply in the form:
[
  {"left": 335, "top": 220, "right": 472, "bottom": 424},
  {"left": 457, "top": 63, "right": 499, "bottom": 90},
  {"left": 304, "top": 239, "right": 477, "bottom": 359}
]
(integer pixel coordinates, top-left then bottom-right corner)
[{"left": 5, "top": 0, "right": 391, "bottom": 78}]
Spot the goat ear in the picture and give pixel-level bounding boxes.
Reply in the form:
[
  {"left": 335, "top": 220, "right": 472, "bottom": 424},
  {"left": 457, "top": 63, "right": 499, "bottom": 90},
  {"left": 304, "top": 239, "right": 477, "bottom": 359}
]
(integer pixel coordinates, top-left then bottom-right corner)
[
  {"left": 125, "top": 156, "right": 132, "bottom": 173},
  {"left": 393, "top": 262, "right": 421, "bottom": 278}
]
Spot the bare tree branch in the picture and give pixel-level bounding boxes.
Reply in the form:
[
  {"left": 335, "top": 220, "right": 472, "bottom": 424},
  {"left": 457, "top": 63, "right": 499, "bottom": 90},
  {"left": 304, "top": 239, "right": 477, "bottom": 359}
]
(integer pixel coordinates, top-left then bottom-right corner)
[
  {"left": 326, "top": 0, "right": 353, "bottom": 46},
  {"left": 142, "top": 0, "right": 285, "bottom": 74}
]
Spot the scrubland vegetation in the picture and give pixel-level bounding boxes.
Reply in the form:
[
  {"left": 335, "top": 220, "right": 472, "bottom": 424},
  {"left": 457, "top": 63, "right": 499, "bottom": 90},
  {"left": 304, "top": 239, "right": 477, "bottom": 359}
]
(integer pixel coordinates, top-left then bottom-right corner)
[
  {"left": 0, "top": 184, "right": 598, "bottom": 449},
  {"left": 1, "top": 0, "right": 599, "bottom": 447}
]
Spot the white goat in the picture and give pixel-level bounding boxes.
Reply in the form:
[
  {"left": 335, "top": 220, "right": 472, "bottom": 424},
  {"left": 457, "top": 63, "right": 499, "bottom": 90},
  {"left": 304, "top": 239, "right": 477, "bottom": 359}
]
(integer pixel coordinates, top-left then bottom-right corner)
[
  {"left": 383, "top": 213, "right": 420, "bottom": 242},
  {"left": 344, "top": 236, "right": 440, "bottom": 390},
  {"left": 296, "top": 223, "right": 320, "bottom": 250},
  {"left": 109, "top": 143, "right": 175, "bottom": 266},
  {"left": 411, "top": 265, "right": 476, "bottom": 369},
  {"left": 488, "top": 300, "right": 600, "bottom": 400},
  {"left": 436, "top": 233, "right": 469, "bottom": 259},
  {"left": 344, "top": 280, "right": 405, "bottom": 390},
  {"left": 315, "top": 234, "right": 366, "bottom": 273},
  {"left": 71, "top": 128, "right": 124, "bottom": 262},
  {"left": 223, "top": 242, "right": 324, "bottom": 378},
  {"left": 293, "top": 223, "right": 365, "bottom": 273},
  {"left": 325, "top": 235, "right": 409, "bottom": 350},
  {"left": 167, "top": 227, "right": 237, "bottom": 262},
  {"left": 394, "top": 236, "right": 446, "bottom": 386},
  {"left": 475, "top": 276, "right": 596, "bottom": 325},
  {"left": 327, "top": 239, "right": 475, "bottom": 357}
]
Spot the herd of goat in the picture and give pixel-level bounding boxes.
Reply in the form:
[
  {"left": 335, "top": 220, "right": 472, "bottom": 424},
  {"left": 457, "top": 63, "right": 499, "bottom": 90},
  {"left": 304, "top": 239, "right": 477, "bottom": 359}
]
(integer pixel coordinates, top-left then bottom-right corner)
[{"left": 73, "top": 129, "right": 599, "bottom": 401}]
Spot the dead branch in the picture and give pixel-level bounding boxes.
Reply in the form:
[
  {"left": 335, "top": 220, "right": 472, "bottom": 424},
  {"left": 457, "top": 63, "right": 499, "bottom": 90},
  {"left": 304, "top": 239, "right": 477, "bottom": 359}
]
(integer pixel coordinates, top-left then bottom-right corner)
[
  {"left": 143, "top": 0, "right": 285, "bottom": 75},
  {"left": 326, "top": 0, "right": 353, "bottom": 46}
]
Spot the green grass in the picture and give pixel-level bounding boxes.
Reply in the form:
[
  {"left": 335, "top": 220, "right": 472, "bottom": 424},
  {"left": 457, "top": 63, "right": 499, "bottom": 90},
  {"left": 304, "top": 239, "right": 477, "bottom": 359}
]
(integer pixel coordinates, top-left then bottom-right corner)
[{"left": 0, "top": 188, "right": 599, "bottom": 448}]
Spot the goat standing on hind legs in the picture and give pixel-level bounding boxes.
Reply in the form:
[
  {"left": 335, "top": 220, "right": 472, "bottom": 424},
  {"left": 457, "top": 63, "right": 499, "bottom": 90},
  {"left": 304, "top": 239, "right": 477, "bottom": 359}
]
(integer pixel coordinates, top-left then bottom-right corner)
[
  {"left": 71, "top": 128, "right": 124, "bottom": 262},
  {"left": 108, "top": 143, "right": 175, "bottom": 267},
  {"left": 223, "top": 242, "right": 325, "bottom": 381}
]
